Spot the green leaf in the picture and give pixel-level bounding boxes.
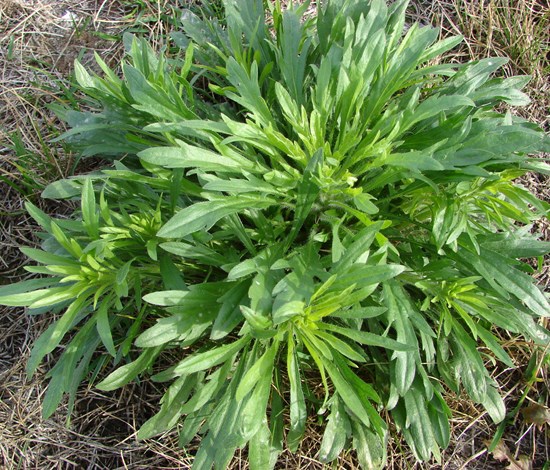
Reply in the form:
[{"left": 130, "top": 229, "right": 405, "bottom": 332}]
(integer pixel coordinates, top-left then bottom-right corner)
[
  {"left": 248, "top": 416, "right": 273, "bottom": 470},
  {"left": 383, "top": 282, "right": 417, "bottom": 395},
  {"left": 419, "top": 34, "right": 463, "bottom": 63},
  {"left": 227, "top": 258, "right": 257, "bottom": 280},
  {"left": 179, "top": 363, "right": 231, "bottom": 416},
  {"left": 158, "top": 196, "right": 276, "bottom": 239},
  {"left": 144, "top": 119, "right": 231, "bottom": 136},
  {"left": 203, "top": 174, "right": 279, "bottom": 195},
  {"left": 332, "top": 222, "right": 384, "bottom": 274},
  {"left": 319, "top": 396, "right": 350, "bottom": 463},
  {"left": 191, "top": 348, "right": 256, "bottom": 467},
  {"left": 405, "top": 94, "right": 475, "bottom": 130},
  {"left": 476, "top": 324, "right": 514, "bottom": 367},
  {"left": 330, "top": 264, "right": 406, "bottom": 291},
  {"left": 272, "top": 300, "right": 304, "bottom": 325},
  {"left": 314, "top": 330, "right": 365, "bottom": 363},
  {"left": 287, "top": 148, "right": 323, "bottom": 246},
  {"left": 25, "top": 202, "right": 52, "bottom": 232},
  {"left": 0, "top": 278, "right": 57, "bottom": 299},
  {"left": 461, "top": 248, "right": 550, "bottom": 317},
  {"left": 479, "top": 235, "right": 550, "bottom": 258},
  {"left": 211, "top": 281, "right": 248, "bottom": 340},
  {"left": 138, "top": 375, "right": 197, "bottom": 439},
  {"left": 0, "top": 285, "right": 75, "bottom": 307},
  {"left": 427, "top": 391, "right": 451, "bottom": 448},
  {"left": 143, "top": 283, "right": 224, "bottom": 307},
  {"left": 142, "top": 290, "right": 191, "bottom": 306},
  {"left": 240, "top": 305, "right": 275, "bottom": 335},
  {"left": 74, "top": 59, "right": 95, "bottom": 88},
  {"left": 354, "top": 193, "right": 380, "bottom": 214},
  {"left": 95, "top": 299, "right": 116, "bottom": 357},
  {"left": 96, "top": 346, "right": 163, "bottom": 391},
  {"left": 179, "top": 408, "right": 210, "bottom": 448},
  {"left": 26, "top": 295, "right": 90, "bottom": 377},
  {"left": 320, "top": 323, "right": 415, "bottom": 352},
  {"left": 116, "top": 260, "right": 133, "bottom": 286},
  {"left": 352, "top": 421, "right": 387, "bottom": 470},
  {"left": 20, "top": 247, "right": 76, "bottom": 267},
  {"left": 135, "top": 312, "right": 197, "bottom": 348},
  {"left": 160, "top": 241, "right": 227, "bottom": 266},
  {"left": 480, "top": 384, "right": 506, "bottom": 423},
  {"left": 138, "top": 142, "right": 258, "bottom": 173},
  {"left": 381, "top": 148, "right": 445, "bottom": 172},
  {"left": 275, "top": 9, "right": 311, "bottom": 105},
  {"left": 81, "top": 178, "right": 99, "bottom": 239},
  {"left": 403, "top": 384, "right": 438, "bottom": 461},
  {"left": 191, "top": 390, "right": 245, "bottom": 469},
  {"left": 269, "top": 375, "right": 284, "bottom": 464},
  {"left": 239, "top": 360, "right": 276, "bottom": 440},
  {"left": 50, "top": 222, "right": 82, "bottom": 258},
  {"left": 322, "top": 352, "right": 383, "bottom": 432},
  {"left": 226, "top": 58, "right": 274, "bottom": 126},
  {"left": 451, "top": 326, "right": 488, "bottom": 403},
  {"left": 159, "top": 255, "right": 186, "bottom": 290},
  {"left": 42, "top": 370, "right": 65, "bottom": 420},
  {"left": 286, "top": 337, "right": 307, "bottom": 452},
  {"left": 236, "top": 340, "right": 278, "bottom": 401},
  {"left": 332, "top": 306, "right": 387, "bottom": 319},
  {"left": 152, "top": 336, "right": 250, "bottom": 381}
]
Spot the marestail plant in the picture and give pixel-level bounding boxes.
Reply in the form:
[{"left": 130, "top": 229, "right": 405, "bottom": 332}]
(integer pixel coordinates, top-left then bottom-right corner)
[{"left": 1, "top": 0, "right": 549, "bottom": 467}]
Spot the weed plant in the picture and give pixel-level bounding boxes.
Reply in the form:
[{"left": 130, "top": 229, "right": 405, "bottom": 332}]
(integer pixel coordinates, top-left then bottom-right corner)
[{"left": 0, "top": 0, "right": 549, "bottom": 467}]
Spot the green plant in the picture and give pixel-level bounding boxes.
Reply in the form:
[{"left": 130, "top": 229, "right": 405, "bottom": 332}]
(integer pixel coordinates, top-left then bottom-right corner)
[
  {"left": 1, "top": 128, "right": 74, "bottom": 197},
  {"left": 1, "top": 0, "right": 549, "bottom": 467},
  {"left": 1, "top": 65, "right": 84, "bottom": 198}
]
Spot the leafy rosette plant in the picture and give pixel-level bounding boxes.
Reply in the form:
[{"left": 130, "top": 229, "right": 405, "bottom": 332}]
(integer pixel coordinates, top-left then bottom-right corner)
[{"left": 1, "top": 0, "right": 549, "bottom": 467}]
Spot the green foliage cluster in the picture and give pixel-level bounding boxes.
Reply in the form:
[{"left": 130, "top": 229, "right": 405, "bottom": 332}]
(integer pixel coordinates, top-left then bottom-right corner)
[{"left": 1, "top": 0, "right": 549, "bottom": 467}]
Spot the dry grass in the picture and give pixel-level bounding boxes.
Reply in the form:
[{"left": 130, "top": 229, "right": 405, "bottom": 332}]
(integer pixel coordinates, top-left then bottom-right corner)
[{"left": 0, "top": 0, "right": 548, "bottom": 468}]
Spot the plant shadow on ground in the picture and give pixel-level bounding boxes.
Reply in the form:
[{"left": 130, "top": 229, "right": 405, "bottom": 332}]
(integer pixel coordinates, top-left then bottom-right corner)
[{"left": 0, "top": 0, "right": 549, "bottom": 469}]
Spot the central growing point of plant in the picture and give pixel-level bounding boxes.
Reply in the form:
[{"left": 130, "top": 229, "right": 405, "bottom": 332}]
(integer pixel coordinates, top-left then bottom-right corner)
[{"left": 1, "top": 0, "right": 549, "bottom": 467}]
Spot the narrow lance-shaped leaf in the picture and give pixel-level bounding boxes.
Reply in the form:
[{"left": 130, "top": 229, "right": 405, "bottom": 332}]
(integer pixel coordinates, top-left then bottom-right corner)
[
  {"left": 0, "top": 285, "right": 76, "bottom": 307},
  {"left": 480, "top": 384, "right": 506, "bottom": 423},
  {"left": 427, "top": 391, "right": 451, "bottom": 449},
  {"left": 321, "top": 352, "right": 381, "bottom": 431},
  {"left": 158, "top": 196, "right": 276, "bottom": 239},
  {"left": 26, "top": 295, "right": 90, "bottom": 378},
  {"left": 403, "top": 384, "right": 440, "bottom": 461},
  {"left": 286, "top": 148, "right": 323, "bottom": 248},
  {"left": 460, "top": 248, "right": 550, "bottom": 317},
  {"left": 319, "top": 323, "right": 415, "bottom": 352},
  {"left": 138, "top": 375, "right": 198, "bottom": 439},
  {"left": 352, "top": 420, "right": 387, "bottom": 470},
  {"left": 248, "top": 416, "right": 273, "bottom": 470},
  {"left": 286, "top": 336, "right": 307, "bottom": 451},
  {"left": 332, "top": 221, "right": 385, "bottom": 274},
  {"left": 384, "top": 281, "right": 417, "bottom": 395},
  {"left": 236, "top": 340, "right": 278, "bottom": 401},
  {"left": 95, "top": 298, "right": 116, "bottom": 357},
  {"left": 97, "top": 346, "right": 163, "bottom": 391},
  {"left": 319, "top": 396, "right": 351, "bottom": 463},
  {"left": 329, "top": 264, "right": 406, "bottom": 291},
  {"left": 152, "top": 336, "right": 251, "bottom": 381},
  {"left": 138, "top": 142, "right": 259, "bottom": 173},
  {"left": 226, "top": 58, "right": 274, "bottom": 127},
  {"left": 211, "top": 281, "right": 249, "bottom": 340},
  {"left": 82, "top": 178, "right": 100, "bottom": 239}
]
